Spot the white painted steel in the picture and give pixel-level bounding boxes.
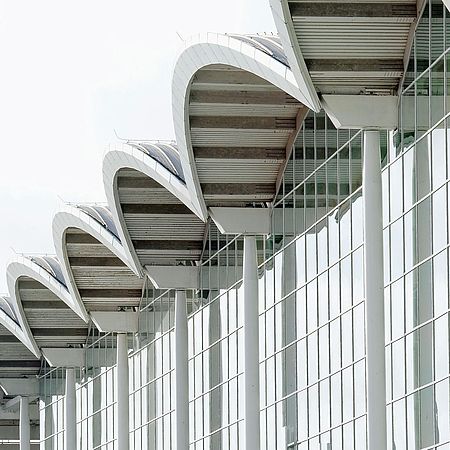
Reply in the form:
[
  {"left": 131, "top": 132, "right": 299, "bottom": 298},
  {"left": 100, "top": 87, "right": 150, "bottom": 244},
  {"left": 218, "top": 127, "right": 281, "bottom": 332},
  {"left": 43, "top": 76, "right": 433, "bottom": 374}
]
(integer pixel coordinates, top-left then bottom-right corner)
[
  {"left": 173, "top": 33, "right": 315, "bottom": 220},
  {"left": 19, "top": 397, "right": 30, "bottom": 450},
  {"left": 53, "top": 204, "right": 137, "bottom": 322},
  {"left": 0, "top": 307, "right": 30, "bottom": 358},
  {"left": 243, "top": 235, "right": 260, "bottom": 450},
  {"left": 65, "top": 368, "right": 76, "bottom": 450},
  {"left": 91, "top": 312, "right": 139, "bottom": 333},
  {"left": 6, "top": 255, "right": 77, "bottom": 357},
  {"left": 102, "top": 144, "right": 204, "bottom": 275},
  {"left": 116, "top": 333, "right": 129, "bottom": 450},
  {"left": 415, "top": 137, "right": 434, "bottom": 447},
  {"left": 269, "top": 0, "right": 321, "bottom": 111},
  {"left": 209, "top": 207, "right": 271, "bottom": 235},
  {"left": 175, "top": 290, "right": 189, "bottom": 450},
  {"left": 363, "top": 130, "right": 387, "bottom": 450}
]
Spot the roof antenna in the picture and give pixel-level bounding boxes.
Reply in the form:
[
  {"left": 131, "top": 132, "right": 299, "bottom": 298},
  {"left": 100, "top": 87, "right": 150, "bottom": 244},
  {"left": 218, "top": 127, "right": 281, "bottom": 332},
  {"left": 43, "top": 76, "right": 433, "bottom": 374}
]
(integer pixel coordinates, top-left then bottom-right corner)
[{"left": 176, "top": 31, "right": 184, "bottom": 42}]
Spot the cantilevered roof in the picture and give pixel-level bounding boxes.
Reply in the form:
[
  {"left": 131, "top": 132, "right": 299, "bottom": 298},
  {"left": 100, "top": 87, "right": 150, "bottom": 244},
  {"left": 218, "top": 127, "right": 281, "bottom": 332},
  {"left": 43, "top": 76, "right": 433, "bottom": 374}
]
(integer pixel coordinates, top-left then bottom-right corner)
[
  {"left": 0, "top": 296, "right": 17, "bottom": 323},
  {"left": 53, "top": 204, "right": 143, "bottom": 314},
  {"left": 6, "top": 256, "right": 88, "bottom": 357},
  {"left": 104, "top": 142, "right": 206, "bottom": 271},
  {"left": 0, "top": 321, "right": 39, "bottom": 378},
  {"left": 173, "top": 33, "right": 311, "bottom": 216},
  {"left": 271, "top": 0, "right": 419, "bottom": 96},
  {"left": 127, "top": 141, "right": 185, "bottom": 182}
]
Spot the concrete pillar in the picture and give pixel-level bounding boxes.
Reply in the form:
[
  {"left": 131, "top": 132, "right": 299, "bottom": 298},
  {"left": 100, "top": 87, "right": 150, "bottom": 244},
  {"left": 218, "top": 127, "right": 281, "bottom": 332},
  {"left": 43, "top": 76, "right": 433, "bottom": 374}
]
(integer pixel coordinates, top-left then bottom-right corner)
[
  {"left": 116, "top": 333, "right": 129, "bottom": 450},
  {"left": 363, "top": 130, "right": 387, "bottom": 450},
  {"left": 65, "top": 368, "right": 76, "bottom": 450},
  {"left": 19, "top": 396, "right": 30, "bottom": 450},
  {"left": 175, "top": 290, "right": 189, "bottom": 450},
  {"left": 243, "top": 235, "right": 260, "bottom": 450}
]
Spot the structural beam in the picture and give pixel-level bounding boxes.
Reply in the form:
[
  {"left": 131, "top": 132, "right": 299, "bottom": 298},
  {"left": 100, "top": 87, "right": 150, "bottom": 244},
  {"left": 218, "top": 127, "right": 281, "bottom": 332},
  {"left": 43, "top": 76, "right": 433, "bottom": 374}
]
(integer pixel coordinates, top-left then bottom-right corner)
[
  {"left": 0, "top": 379, "right": 39, "bottom": 397},
  {"left": 209, "top": 207, "right": 271, "bottom": 235},
  {"left": 91, "top": 312, "right": 138, "bottom": 333},
  {"left": 42, "top": 348, "right": 85, "bottom": 367},
  {"left": 190, "top": 116, "right": 296, "bottom": 130},
  {"left": 144, "top": 265, "right": 243, "bottom": 290},
  {"left": 19, "top": 397, "right": 30, "bottom": 450},
  {"left": 175, "top": 290, "right": 189, "bottom": 450},
  {"left": 116, "top": 333, "right": 129, "bottom": 450},
  {"left": 321, "top": 95, "right": 398, "bottom": 130},
  {"left": 65, "top": 368, "right": 76, "bottom": 450},
  {"left": 363, "top": 130, "right": 387, "bottom": 450},
  {"left": 289, "top": 2, "right": 416, "bottom": 20},
  {"left": 145, "top": 266, "right": 199, "bottom": 290}
]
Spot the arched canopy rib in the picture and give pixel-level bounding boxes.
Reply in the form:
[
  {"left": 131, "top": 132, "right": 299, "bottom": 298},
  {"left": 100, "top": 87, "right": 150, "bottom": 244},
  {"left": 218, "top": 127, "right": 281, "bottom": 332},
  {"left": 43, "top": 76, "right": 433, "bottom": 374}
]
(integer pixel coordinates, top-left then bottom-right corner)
[
  {"left": 173, "top": 33, "right": 311, "bottom": 214},
  {"left": 0, "top": 314, "right": 39, "bottom": 378},
  {"left": 103, "top": 143, "right": 206, "bottom": 272},
  {"left": 53, "top": 204, "right": 143, "bottom": 314},
  {"left": 6, "top": 256, "right": 87, "bottom": 357}
]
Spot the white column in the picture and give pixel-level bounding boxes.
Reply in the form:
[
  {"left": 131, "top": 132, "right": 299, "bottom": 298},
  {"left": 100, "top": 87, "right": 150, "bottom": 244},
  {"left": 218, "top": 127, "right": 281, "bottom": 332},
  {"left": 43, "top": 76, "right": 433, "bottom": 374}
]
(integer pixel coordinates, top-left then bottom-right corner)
[
  {"left": 116, "top": 333, "right": 129, "bottom": 450},
  {"left": 282, "top": 237, "right": 297, "bottom": 445},
  {"left": 209, "top": 291, "right": 222, "bottom": 449},
  {"left": 363, "top": 130, "right": 387, "bottom": 450},
  {"left": 414, "top": 137, "right": 434, "bottom": 447},
  {"left": 175, "top": 290, "right": 189, "bottom": 450},
  {"left": 65, "top": 368, "right": 76, "bottom": 450},
  {"left": 243, "top": 235, "right": 260, "bottom": 449},
  {"left": 19, "top": 396, "right": 30, "bottom": 450}
]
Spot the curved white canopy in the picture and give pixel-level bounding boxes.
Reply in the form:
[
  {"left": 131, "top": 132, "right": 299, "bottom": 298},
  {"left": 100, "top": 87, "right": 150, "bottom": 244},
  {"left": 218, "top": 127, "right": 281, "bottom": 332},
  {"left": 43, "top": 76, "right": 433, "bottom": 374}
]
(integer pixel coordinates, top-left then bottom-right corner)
[
  {"left": 172, "top": 33, "right": 314, "bottom": 217},
  {"left": 6, "top": 256, "right": 75, "bottom": 357},
  {"left": 103, "top": 142, "right": 206, "bottom": 273},
  {"left": 53, "top": 203, "right": 139, "bottom": 319}
]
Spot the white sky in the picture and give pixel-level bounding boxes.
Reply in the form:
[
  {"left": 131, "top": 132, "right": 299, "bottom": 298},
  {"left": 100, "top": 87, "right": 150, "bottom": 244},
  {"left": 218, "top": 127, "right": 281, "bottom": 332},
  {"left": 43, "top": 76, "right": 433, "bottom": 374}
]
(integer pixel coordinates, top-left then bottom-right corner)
[{"left": 0, "top": 0, "right": 275, "bottom": 292}]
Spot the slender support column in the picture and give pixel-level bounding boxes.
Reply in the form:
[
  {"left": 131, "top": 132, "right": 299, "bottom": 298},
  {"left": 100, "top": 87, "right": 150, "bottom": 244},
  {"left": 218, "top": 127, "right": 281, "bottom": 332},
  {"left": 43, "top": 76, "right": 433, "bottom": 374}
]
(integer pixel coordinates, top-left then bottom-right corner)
[
  {"left": 175, "top": 290, "right": 189, "bottom": 450},
  {"left": 243, "top": 235, "right": 260, "bottom": 449},
  {"left": 209, "top": 290, "right": 222, "bottom": 449},
  {"left": 19, "top": 396, "right": 30, "bottom": 450},
  {"left": 65, "top": 368, "right": 76, "bottom": 450},
  {"left": 363, "top": 130, "right": 387, "bottom": 450},
  {"left": 116, "top": 333, "right": 129, "bottom": 450},
  {"left": 414, "top": 138, "right": 434, "bottom": 447},
  {"left": 282, "top": 237, "right": 297, "bottom": 446}
]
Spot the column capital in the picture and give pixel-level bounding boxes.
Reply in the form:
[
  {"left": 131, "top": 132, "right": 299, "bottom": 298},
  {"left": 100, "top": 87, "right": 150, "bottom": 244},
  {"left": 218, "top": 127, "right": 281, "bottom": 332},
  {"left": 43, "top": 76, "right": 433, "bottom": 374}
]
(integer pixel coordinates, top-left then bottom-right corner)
[
  {"left": 144, "top": 265, "right": 243, "bottom": 290},
  {"left": 321, "top": 95, "right": 397, "bottom": 129},
  {"left": 90, "top": 311, "right": 138, "bottom": 333},
  {"left": 209, "top": 207, "right": 271, "bottom": 235},
  {"left": 0, "top": 379, "right": 39, "bottom": 397},
  {"left": 42, "top": 348, "right": 85, "bottom": 367}
]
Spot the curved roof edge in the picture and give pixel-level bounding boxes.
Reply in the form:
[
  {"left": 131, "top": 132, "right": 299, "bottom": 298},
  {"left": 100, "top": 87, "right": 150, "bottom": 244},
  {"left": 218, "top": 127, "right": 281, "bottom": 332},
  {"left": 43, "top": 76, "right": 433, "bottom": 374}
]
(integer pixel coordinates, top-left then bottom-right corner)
[
  {"left": 102, "top": 143, "right": 204, "bottom": 274},
  {"left": 269, "top": 0, "right": 321, "bottom": 113},
  {"left": 172, "top": 32, "right": 315, "bottom": 217},
  {"left": 52, "top": 203, "right": 135, "bottom": 321},
  {"left": 0, "top": 296, "right": 18, "bottom": 323},
  {"left": 6, "top": 255, "right": 74, "bottom": 358},
  {"left": 0, "top": 296, "right": 33, "bottom": 357}
]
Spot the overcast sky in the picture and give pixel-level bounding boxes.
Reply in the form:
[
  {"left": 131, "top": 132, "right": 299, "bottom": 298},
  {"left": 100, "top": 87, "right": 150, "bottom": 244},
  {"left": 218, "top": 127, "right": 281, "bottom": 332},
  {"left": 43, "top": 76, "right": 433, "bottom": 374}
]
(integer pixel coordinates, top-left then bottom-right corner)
[{"left": 0, "top": 0, "right": 275, "bottom": 292}]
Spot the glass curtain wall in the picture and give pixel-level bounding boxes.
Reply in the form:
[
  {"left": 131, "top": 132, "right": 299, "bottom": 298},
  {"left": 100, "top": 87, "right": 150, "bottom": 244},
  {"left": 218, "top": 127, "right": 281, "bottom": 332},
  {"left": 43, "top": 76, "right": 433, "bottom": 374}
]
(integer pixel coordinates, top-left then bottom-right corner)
[
  {"left": 39, "top": 366, "right": 66, "bottom": 449},
  {"left": 130, "top": 285, "right": 176, "bottom": 450},
  {"left": 386, "top": 1, "right": 450, "bottom": 448},
  {"left": 259, "top": 112, "right": 366, "bottom": 450},
  {"left": 79, "top": 330, "right": 117, "bottom": 449},
  {"left": 154, "top": 110, "right": 365, "bottom": 449}
]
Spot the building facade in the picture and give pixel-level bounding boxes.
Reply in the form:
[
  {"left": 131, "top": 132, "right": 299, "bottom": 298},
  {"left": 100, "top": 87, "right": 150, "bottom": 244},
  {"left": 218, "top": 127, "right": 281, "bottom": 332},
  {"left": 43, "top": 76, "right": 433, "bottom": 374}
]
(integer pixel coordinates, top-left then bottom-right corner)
[{"left": 0, "top": 1, "right": 449, "bottom": 450}]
